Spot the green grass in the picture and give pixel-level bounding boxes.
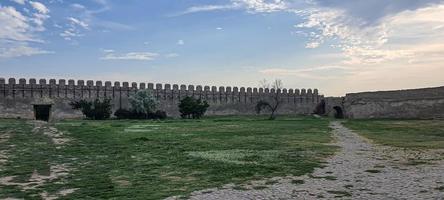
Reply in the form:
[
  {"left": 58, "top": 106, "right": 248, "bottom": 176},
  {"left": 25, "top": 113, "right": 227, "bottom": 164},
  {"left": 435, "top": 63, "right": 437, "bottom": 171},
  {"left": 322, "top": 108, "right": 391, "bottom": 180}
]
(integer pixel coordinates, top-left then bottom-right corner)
[
  {"left": 343, "top": 120, "right": 444, "bottom": 149},
  {"left": 0, "top": 116, "right": 335, "bottom": 199}
]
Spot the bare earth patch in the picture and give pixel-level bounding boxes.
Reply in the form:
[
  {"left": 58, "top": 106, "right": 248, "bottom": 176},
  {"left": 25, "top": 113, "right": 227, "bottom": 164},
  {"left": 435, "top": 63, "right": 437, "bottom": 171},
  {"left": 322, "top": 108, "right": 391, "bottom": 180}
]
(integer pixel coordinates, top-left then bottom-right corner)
[
  {"left": 0, "top": 131, "right": 11, "bottom": 171},
  {"left": 40, "top": 188, "right": 79, "bottom": 200},
  {"left": 167, "top": 121, "right": 444, "bottom": 199},
  {"left": 0, "top": 164, "right": 69, "bottom": 190},
  {"left": 187, "top": 150, "right": 279, "bottom": 165},
  {"left": 1, "top": 121, "right": 77, "bottom": 200},
  {"left": 30, "top": 121, "right": 71, "bottom": 146}
]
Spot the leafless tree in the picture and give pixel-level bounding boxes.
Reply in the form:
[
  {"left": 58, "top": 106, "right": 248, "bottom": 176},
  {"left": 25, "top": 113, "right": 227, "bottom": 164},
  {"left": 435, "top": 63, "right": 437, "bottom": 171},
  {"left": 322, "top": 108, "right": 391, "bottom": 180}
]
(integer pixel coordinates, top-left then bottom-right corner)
[
  {"left": 259, "top": 78, "right": 270, "bottom": 89},
  {"left": 256, "top": 79, "right": 284, "bottom": 120}
]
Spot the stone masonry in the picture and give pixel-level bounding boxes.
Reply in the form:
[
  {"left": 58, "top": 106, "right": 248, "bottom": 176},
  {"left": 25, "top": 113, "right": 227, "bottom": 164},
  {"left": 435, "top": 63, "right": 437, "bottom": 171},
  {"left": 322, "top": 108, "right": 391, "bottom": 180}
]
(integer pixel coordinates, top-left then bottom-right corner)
[{"left": 0, "top": 78, "right": 322, "bottom": 120}]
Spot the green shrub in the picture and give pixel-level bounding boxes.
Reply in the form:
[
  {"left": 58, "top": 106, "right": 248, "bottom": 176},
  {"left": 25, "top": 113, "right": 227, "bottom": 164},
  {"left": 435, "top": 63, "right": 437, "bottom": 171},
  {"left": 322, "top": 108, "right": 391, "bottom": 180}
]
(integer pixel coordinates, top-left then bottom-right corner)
[
  {"left": 114, "top": 108, "right": 133, "bottom": 119},
  {"left": 152, "top": 110, "right": 167, "bottom": 120},
  {"left": 178, "top": 97, "right": 209, "bottom": 119},
  {"left": 114, "top": 109, "right": 167, "bottom": 120},
  {"left": 129, "top": 89, "right": 158, "bottom": 114},
  {"left": 70, "top": 98, "right": 112, "bottom": 120}
]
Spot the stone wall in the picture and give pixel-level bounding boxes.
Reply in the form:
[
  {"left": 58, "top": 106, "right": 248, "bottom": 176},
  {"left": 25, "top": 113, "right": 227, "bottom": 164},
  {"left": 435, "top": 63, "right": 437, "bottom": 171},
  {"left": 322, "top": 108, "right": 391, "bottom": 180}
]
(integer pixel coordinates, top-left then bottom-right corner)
[
  {"left": 324, "top": 97, "right": 345, "bottom": 118},
  {"left": 0, "top": 78, "right": 322, "bottom": 120},
  {"left": 344, "top": 86, "right": 444, "bottom": 119}
]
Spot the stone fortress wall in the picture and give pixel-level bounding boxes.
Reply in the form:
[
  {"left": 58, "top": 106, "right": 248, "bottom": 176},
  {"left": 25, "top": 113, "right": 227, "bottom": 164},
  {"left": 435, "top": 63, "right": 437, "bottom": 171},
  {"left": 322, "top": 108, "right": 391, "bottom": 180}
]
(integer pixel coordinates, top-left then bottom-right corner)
[
  {"left": 343, "top": 86, "right": 444, "bottom": 119},
  {"left": 1, "top": 77, "right": 442, "bottom": 120},
  {"left": 0, "top": 78, "right": 322, "bottom": 120}
]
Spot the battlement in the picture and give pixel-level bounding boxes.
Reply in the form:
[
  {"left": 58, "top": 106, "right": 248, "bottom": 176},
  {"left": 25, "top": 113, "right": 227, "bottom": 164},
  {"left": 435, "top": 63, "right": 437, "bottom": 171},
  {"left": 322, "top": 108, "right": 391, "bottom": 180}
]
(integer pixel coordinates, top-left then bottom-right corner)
[
  {"left": 0, "top": 78, "right": 322, "bottom": 104},
  {"left": 0, "top": 78, "right": 319, "bottom": 93},
  {"left": 0, "top": 77, "right": 324, "bottom": 119}
]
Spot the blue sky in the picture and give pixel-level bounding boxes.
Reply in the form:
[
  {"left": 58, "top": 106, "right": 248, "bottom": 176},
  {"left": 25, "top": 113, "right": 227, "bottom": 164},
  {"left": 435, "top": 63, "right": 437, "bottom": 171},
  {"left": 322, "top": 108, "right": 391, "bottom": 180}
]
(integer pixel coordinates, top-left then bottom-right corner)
[{"left": 1, "top": 0, "right": 444, "bottom": 96}]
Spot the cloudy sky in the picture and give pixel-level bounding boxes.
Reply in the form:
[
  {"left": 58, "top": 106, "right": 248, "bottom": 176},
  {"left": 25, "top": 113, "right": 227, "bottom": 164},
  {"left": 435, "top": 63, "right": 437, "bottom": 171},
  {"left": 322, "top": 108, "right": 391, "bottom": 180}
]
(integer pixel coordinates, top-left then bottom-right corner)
[{"left": 1, "top": 0, "right": 443, "bottom": 96}]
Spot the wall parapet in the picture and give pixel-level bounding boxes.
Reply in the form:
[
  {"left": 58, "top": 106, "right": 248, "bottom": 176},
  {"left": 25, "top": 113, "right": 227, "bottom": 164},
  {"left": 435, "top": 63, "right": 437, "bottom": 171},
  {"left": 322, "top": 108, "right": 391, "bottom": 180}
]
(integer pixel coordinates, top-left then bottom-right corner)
[
  {"left": 344, "top": 86, "right": 444, "bottom": 119},
  {"left": 346, "top": 86, "right": 444, "bottom": 102},
  {"left": 0, "top": 77, "right": 322, "bottom": 105}
]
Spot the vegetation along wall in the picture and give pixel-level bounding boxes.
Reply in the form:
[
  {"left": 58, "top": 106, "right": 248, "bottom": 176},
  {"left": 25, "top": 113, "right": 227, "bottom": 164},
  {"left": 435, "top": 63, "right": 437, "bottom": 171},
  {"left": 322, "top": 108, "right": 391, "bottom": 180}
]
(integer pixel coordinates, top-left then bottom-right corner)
[{"left": 0, "top": 78, "right": 323, "bottom": 120}]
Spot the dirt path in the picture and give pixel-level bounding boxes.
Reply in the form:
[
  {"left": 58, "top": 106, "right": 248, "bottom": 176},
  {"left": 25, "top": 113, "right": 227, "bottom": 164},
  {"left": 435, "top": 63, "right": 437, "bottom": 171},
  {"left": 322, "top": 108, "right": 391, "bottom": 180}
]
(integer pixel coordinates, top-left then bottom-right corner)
[
  {"left": 169, "top": 121, "right": 444, "bottom": 199},
  {"left": 0, "top": 121, "right": 77, "bottom": 200},
  {"left": 30, "top": 121, "right": 71, "bottom": 147},
  {"left": 0, "top": 130, "right": 11, "bottom": 171}
]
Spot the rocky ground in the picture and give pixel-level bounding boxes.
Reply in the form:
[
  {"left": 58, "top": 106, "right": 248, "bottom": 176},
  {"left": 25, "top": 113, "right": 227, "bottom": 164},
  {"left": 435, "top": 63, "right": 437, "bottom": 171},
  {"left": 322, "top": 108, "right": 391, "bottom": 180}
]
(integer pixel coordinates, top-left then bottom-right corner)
[{"left": 168, "top": 121, "right": 444, "bottom": 200}]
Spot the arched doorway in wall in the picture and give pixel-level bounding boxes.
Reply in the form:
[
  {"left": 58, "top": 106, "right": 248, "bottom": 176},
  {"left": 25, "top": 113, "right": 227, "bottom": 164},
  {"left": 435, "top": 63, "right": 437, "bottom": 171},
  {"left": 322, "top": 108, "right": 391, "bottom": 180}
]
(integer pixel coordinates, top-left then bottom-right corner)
[
  {"left": 333, "top": 106, "right": 344, "bottom": 119},
  {"left": 34, "top": 104, "right": 51, "bottom": 121}
]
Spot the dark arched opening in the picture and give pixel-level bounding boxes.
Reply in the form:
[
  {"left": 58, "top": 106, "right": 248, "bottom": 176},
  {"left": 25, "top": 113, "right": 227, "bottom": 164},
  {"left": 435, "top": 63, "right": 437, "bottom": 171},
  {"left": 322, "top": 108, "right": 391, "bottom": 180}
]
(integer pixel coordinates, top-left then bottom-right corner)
[
  {"left": 333, "top": 106, "right": 344, "bottom": 119},
  {"left": 34, "top": 104, "right": 51, "bottom": 121}
]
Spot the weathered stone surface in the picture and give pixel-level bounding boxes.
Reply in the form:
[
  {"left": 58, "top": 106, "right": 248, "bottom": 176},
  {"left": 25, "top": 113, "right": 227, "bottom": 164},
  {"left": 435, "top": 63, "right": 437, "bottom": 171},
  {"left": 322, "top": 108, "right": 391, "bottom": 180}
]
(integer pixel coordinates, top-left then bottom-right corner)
[
  {"left": 344, "top": 86, "right": 444, "bottom": 119},
  {"left": 0, "top": 77, "right": 321, "bottom": 120},
  {"left": 4, "top": 77, "right": 441, "bottom": 120}
]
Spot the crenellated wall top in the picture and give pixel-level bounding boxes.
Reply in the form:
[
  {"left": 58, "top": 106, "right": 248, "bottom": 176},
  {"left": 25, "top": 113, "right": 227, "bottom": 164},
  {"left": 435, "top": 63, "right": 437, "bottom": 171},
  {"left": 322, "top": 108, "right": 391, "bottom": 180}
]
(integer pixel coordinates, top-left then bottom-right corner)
[{"left": 0, "top": 77, "right": 321, "bottom": 95}]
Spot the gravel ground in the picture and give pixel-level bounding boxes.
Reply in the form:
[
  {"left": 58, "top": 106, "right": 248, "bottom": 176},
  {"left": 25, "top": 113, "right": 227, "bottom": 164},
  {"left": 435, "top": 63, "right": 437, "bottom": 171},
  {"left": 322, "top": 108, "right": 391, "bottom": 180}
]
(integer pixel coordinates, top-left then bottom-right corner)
[{"left": 167, "top": 121, "right": 444, "bottom": 200}]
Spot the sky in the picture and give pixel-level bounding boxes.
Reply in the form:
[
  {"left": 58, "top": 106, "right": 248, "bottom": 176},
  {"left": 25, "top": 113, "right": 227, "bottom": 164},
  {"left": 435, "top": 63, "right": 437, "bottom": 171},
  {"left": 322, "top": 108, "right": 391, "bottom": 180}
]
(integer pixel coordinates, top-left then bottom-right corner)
[{"left": 1, "top": 0, "right": 444, "bottom": 96}]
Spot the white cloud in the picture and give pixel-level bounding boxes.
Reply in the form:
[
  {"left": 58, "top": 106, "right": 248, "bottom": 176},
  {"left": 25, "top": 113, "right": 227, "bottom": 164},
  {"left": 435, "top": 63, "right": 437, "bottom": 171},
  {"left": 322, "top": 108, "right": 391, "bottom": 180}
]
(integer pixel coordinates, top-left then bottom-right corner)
[
  {"left": 60, "top": 17, "right": 89, "bottom": 41},
  {"left": 0, "top": 6, "right": 35, "bottom": 42},
  {"left": 100, "top": 51, "right": 160, "bottom": 61},
  {"left": 68, "top": 17, "right": 89, "bottom": 29},
  {"left": 181, "top": 4, "right": 239, "bottom": 15},
  {"left": 0, "top": 4, "right": 51, "bottom": 58},
  {"left": 179, "top": 0, "right": 287, "bottom": 15},
  {"left": 234, "top": 0, "right": 287, "bottom": 13},
  {"left": 290, "top": 3, "right": 444, "bottom": 95},
  {"left": 216, "top": 27, "right": 223, "bottom": 30},
  {"left": 177, "top": 40, "right": 185, "bottom": 45},
  {"left": 94, "top": 20, "right": 134, "bottom": 31},
  {"left": 102, "top": 49, "right": 115, "bottom": 53},
  {"left": 67, "top": 0, "right": 131, "bottom": 33},
  {"left": 165, "top": 53, "right": 179, "bottom": 58},
  {"left": 29, "top": 1, "right": 49, "bottom": 14},
  {"left": 0, "top": 42, "right": 52, "bottom": 58},
  {"left": 70, "top": 3, "right": 86, "bottom": 10},
  {"left": 295, "top": 4, "right": 444, "bottom": 66},
  {"left": 11, "top": 0, "right": 26, "bottom": 5},
  {"left": 59, "top": 29, "right": 83, "bottom": 40}
]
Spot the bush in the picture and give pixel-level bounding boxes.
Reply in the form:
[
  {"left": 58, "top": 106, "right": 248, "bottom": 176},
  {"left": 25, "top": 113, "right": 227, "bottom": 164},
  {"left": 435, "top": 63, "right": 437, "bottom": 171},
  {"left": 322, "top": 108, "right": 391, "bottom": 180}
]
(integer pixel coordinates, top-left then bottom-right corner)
[
  {"left": 152, "top": 110, "right": 167, "bottom": 120},
  {"left": 114, "top": 108, "right": 133, "bottom": 119},
  {"left": 178, "top": 97, "right": 210, "bottom": 119},
  {"left": 70, "top": 98, "right": 112, "bottom": 120},
  {"left": 129, "top": 89, "right": 158, "bottom": 114},
  {"left": 255, "top": 100, "right": 268, "bottom": 112},
  {"left": 114, "top": 109, "right": 167, "bottom": 120}
]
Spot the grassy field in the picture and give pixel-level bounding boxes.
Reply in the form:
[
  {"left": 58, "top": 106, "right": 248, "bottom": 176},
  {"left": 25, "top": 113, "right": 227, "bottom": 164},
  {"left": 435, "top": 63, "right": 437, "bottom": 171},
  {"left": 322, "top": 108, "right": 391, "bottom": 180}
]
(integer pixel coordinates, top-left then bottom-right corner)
[
  {"left": 0, "top": 116, "right": 335, "bottom": 199},
  {"left": 344, "top": 120, "right": 444, "bottom": 149}
]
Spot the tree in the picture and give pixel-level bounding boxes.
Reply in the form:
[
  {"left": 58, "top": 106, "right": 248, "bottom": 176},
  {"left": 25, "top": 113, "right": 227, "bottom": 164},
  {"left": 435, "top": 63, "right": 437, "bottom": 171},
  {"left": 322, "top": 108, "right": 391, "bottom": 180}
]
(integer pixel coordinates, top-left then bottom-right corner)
[
  {"left": 129, "top": 89, "right": 158, "bottom": 115},
  {"left": 114, "top": 90, "right": 167, "bottom": 120},
  {"left": 255, "top": 79, "right": 284, "bottom": 120},
  {"left": 178, "top": 97, "right": 210, "bottom": 119},
  {"left": 70, "top": 98, "right": 112, "bottom": 120}
]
